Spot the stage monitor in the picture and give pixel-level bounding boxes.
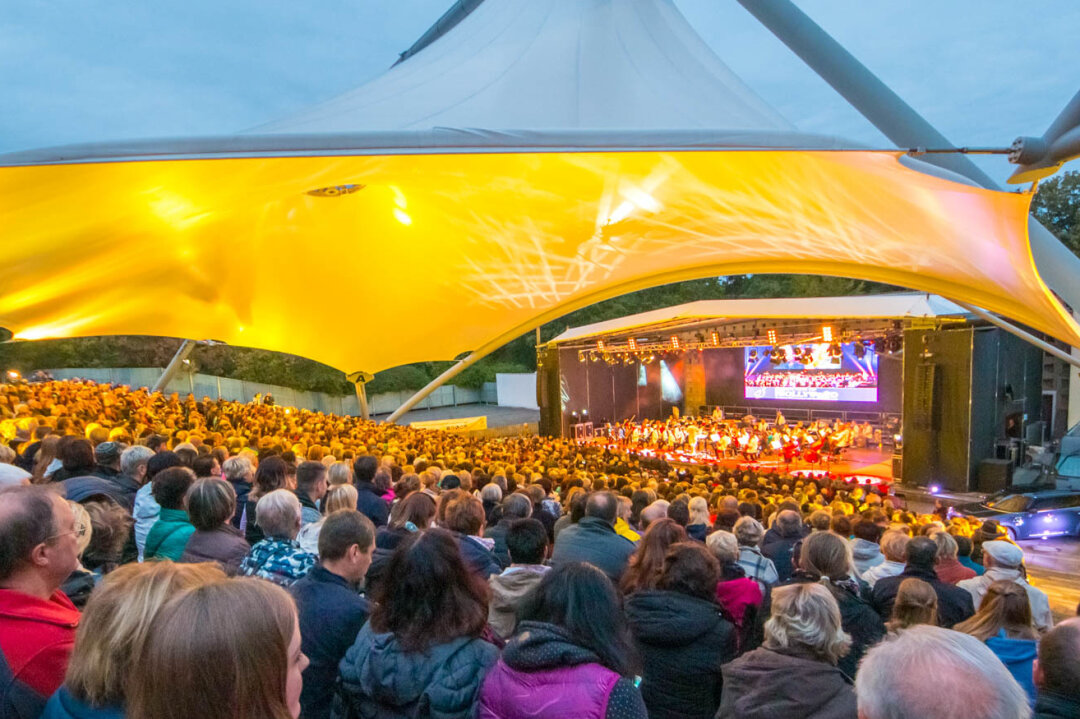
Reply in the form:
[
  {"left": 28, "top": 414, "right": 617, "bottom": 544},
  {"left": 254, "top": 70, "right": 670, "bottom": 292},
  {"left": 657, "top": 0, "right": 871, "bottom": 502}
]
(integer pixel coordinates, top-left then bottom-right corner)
[{"left": 744, "top": 342, "right": 879, "bottom": 402}]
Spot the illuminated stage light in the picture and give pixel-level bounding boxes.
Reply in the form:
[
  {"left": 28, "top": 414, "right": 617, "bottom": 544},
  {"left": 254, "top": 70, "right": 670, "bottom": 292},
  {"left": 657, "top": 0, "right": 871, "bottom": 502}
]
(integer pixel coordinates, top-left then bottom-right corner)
[
  {"left": 671, "top": 335, "right": 680, "bottom": 350},
  {"left": 766, "top": 329, "right": 778, "bottom": 345},
  {"left": 628, "top": 338, "right": 637, "bottom": 350},
  {"left": 822, "top": 326, "right": 833, "bottom": 342},
  {"left": 597, "top": 340, "right": 605, "bottom": 351},
  {"left": 710, "top": 330, "right": 719, "bottom": 347}
]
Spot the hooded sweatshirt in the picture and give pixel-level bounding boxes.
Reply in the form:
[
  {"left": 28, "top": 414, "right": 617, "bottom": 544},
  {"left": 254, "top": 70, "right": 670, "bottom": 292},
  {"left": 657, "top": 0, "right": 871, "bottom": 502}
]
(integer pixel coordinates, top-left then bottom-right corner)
[
  {"left": 487, "top": 565, "right": 549, "bottom": 639},
  {"left": 849, "top": 539, "right": 884, "bottom": 576},
  {"left": 985, "top": 630, "right": 1038, "bottom": 705},
  {"left": 717, "top": 645, "right": 857, "bottom": 719},
  {"left": 625, "top": 590, "right": 737, "bottom": 719}
]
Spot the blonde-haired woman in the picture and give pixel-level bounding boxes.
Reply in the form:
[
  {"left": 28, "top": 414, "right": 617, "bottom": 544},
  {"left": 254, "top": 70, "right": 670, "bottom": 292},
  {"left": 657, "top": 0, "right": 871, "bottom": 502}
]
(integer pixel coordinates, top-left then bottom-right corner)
[
  {"left": 718, "top": 583, "right": 855, "bottom": 719},
  {"left": 297, "top": 484, "right": 359, "bottom": 554},
  {"left": 955, "top": 580, "right": 1039, "bottom": 704},
  {"left": 42, "top": 561, "right": 225, "bottom": 719},
  {"left": 886, "top": 577, "right": 938, "bottom": 634},
  {"left": 127, "top": 577, "right": 308, "bottom": 719}
]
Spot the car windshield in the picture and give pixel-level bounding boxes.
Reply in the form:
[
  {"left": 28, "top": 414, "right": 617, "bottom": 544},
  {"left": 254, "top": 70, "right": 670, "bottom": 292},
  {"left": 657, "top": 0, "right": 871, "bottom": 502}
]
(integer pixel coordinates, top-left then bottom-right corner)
[{"left": 986, "top": 495, "right": 1031, "bottom": 513}]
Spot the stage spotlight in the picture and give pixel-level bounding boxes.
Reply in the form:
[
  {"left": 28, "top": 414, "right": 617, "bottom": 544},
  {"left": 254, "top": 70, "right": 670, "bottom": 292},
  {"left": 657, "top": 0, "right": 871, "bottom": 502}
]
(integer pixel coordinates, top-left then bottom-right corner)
[
  {"left": 597, "top": 340, "right": 605, "bottom": 351},
  {"left": 822, "top": 326, "right": 833, "bottom": 343},
  {"left": 710, "top": 330, "right": 720, "bottom": 347},
  {"left": 766, "top": 329, "right": 778, "bottom": 345},
  {"left": 671, "top": 335, "right": 680, "bottom": 350},
  {"left": 888, "top": 335, "right": 903, "bottom": 353},
  {"left": 578, "top": 350, "right": 585, "bottom": 362},
  {"left": 628, "top": 338, "right": 637, "bottom": 351},
  {"left": 873, "top": 337, "right": 886, "bottom": 353}
]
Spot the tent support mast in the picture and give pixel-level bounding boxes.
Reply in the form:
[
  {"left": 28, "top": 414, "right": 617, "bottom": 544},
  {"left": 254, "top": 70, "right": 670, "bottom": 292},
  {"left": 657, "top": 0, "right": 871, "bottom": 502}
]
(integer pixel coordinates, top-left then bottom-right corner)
[
  {"left": 151, "top": 340, "right": 195, "bottom": 394},
  {"left": 386, "top": 350, "right": 486, "bottom": 423},
  {"left": 954, "top": 302, "right": 1080, "bottom": 371}
]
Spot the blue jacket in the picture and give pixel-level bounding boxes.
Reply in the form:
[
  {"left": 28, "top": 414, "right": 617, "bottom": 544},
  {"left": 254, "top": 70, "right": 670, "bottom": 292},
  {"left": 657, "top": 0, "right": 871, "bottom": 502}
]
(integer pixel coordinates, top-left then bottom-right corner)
[
  {"left": 986, "top": 630, "right": 1037, "bottom": 706},
  {"left": 456, "top": 533, "right": 502, "bottom": 579},
  {"left": 355, "top": 482, "right": 389, "bottom": 528},
  {"left": 290, "top": 566, "right": 370, "bottom": 719},
  {"left": 42, "top": 686, "right": 124, "bottom": 719}
]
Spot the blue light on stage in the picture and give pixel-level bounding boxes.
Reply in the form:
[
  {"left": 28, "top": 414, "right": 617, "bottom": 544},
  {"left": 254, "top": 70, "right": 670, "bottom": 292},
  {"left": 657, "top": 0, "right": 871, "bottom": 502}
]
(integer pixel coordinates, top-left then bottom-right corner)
[{"left": 638, "top": 363, "right": 647, "bottom": 387}]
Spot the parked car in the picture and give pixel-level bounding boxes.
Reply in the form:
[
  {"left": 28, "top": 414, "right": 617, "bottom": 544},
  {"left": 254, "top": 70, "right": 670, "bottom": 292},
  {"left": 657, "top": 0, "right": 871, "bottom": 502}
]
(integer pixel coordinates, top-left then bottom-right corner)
[{"left": 954, "top": 489, "right": 1080, "bottom": 540}]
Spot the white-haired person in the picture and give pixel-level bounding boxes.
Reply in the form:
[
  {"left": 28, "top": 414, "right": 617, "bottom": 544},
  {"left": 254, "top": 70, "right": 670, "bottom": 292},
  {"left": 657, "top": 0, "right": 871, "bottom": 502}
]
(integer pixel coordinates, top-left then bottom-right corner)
[
  {"left": 856, "top": 625, "right": 1032, "bottom": 719},
  {"left": 861, "top": 529, "right": 909, "bottom": 588},
  {"left": 717, "top": 583, "right": 856, "bottom": 719},
  {"left": 239, "top": 489, "right": 317, "bottom": 587}
]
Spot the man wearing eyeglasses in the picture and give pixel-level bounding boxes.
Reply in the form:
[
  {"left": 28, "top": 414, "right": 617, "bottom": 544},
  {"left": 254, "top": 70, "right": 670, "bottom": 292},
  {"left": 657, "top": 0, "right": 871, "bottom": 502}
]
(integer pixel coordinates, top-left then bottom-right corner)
[{"left": 0, "top": 485, "right": 82, "bottom": 713}]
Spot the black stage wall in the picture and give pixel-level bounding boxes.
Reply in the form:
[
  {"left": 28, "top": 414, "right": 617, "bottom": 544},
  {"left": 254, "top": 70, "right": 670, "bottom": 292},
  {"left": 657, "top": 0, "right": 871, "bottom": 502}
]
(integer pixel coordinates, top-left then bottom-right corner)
[
  {"left": 553, "top": 346, "right": 901, "bottom": 435},
  {"left": 902, "top": 326, "right": 1042, "bottom": 491}
]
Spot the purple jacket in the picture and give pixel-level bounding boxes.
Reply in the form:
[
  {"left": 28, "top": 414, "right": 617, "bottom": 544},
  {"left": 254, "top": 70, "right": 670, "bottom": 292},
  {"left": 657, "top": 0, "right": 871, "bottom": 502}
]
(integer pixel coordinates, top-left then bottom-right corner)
[{"left": 477, "top": 621, "right": 643, "bottom": 719}]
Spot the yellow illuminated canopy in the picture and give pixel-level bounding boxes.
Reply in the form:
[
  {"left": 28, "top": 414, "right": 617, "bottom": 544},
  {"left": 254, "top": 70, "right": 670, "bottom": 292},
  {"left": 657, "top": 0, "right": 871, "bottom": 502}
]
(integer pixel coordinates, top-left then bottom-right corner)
[{"left": 1, "top": 144, "right": 1078, "bottom": 374}]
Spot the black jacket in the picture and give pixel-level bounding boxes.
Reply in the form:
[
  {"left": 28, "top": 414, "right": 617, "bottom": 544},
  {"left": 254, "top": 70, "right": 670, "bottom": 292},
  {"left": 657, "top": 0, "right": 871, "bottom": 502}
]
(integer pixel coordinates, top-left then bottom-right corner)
[
  {"left": 717, "top": 646, "right": 857, "bottom": 719},
  {"left": 228, "top": 478, "right": 252, "bottom": 528},
  {"left": 100, "top": 472, "right": 141, "bottom": 512},
  {"left": 625, "top": 590, "right": 737, "bottom": 719},
  {"left": 483, "top": 522, "right": 512, "bottom": 569},
  {"left": 366, "top": 526, "right": 410, "bottom": 597},
  {"left": 550, "top": 516, "right": 636, "bottom": 582},
  {"left": 871, "top": 565, "right": 975, "bottom": 628},
  {"left": 1034, "top": 691, "right": 1080, "bottom": 719},
  {"left": 290, "top": 566, "right": 370, "bottom": 719},
  {"left": 356, "top": 482, "right": 389, "bottom": 528},
  {"left": 785, "top": 572, "right": 884, "bottom": 678},
  {"left": 761, "top": 535, "right": 801, "bottom": 584}
]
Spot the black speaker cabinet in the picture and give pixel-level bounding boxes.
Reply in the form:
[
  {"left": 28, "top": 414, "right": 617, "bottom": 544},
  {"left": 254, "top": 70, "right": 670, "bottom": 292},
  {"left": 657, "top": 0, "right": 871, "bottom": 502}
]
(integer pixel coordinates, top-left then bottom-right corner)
[{"left": 977, "top": 458, "right": 1012, "bottom": 494}]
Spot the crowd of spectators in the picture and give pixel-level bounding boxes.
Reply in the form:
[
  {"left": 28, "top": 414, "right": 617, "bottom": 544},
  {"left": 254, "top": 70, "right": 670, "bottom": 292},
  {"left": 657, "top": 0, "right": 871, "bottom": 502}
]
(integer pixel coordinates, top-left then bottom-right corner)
[{"left": 0, "top": 379, "right": 1077, "bottom": 719}]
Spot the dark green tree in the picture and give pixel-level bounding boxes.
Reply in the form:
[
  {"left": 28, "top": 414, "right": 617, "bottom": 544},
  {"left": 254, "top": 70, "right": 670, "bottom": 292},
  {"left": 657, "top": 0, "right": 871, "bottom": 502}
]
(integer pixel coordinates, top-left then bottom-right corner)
[{"left": 1031, "top": 170, "right": 1080, "bottom": 256}]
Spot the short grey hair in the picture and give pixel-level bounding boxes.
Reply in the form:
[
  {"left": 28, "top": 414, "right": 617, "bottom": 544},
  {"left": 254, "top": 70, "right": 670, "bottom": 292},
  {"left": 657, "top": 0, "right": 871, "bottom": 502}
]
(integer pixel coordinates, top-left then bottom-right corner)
[
  {"left": 0, "top": 446, "right": 15, "bottom": 464},
  {"left": 705, "top": 530, "right": 739, "bottom": 564},
  {"left": 880, "top": 529, "right": 911, "bottom": 562},
  {"left": 480, "top": 483, "right": 503, "bottom": 503},
  {"left": 688, "top": 496, "right": 710, "bottom": 526},
  {"left": 734, "top": 516, "right": 765, "bottom": 547},
  {"left": 120, "top": 445, "right": 154, "bottom": 476},
  {"left": 931, "top": 530, "right": 959, "bottom": 561},
  {"left": 255, "top": 489, "right": 301, "bottom": 539},
  {"left": 221, "top": 455, "right": 254, "bottom": 483},
  {"left": 856, "top": 625, "right": 1031, "bottom": 719},
  {"left": 765, "top": 583, "right": 851, "bottom": 665}
]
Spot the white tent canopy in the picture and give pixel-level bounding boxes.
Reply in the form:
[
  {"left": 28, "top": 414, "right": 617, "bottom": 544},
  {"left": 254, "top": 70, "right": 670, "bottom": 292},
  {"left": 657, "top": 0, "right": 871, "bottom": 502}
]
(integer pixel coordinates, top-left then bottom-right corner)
[{"left": 549, "top": 292, "right": 970, "bottom": 344}]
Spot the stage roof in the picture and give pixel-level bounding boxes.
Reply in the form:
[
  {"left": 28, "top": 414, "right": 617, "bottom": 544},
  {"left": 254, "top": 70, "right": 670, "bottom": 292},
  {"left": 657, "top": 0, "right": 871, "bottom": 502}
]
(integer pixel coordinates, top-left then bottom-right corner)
[
  {"left": 548, "top": 293, "right": 970, "bottom": 345},
  {"left": 2, "top": 0, "right": 1079, "bottom": 375}
]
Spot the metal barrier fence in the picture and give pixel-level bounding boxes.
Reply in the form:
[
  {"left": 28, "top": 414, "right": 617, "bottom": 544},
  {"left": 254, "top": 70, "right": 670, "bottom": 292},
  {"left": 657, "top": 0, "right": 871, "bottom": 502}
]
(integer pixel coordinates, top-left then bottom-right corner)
[{"left": 43, "top": 368, "right": 496, "bottom": 418}]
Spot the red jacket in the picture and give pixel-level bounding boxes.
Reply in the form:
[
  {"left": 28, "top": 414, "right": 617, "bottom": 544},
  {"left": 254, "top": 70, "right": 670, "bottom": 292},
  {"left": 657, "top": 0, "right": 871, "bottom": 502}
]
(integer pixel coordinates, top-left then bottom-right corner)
[
  {"left": 936, "top": 558, "right": 977, "bottom": 586},
  {"left": 0, "top": 588, "right": 80, "bottom": 696}
]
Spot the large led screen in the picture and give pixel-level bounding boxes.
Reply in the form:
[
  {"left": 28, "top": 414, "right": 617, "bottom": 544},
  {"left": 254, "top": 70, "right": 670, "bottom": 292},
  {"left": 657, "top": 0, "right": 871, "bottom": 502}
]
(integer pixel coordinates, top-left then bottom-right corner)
[{"left": 744, "top": 342, "right": 879, "bottom": 402}]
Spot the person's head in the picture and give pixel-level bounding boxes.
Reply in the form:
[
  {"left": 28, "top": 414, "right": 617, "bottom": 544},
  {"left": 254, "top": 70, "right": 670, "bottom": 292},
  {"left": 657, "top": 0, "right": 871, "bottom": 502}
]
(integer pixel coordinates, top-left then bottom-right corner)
[
  {"left": 666, "top": 499, "right": 690, "bottom": 527},
  {"left": 318, "top": 510, "right": 375, "bottom": 584},
  {"left": 254, "top": 456, "right": 289, "bottom": 498},
  {"left": 81, "top": 500, "right": 133, "bottom": 571},
  {"left": 658, "top": 542, "right": 719, "bottom": 601},
  {"left": 775, "top": 509, "right": 803, "bottom": 539},
  {"left": 190, "top": 454, "right": 218, "bottom": 479},
  {"left": 506, "top": 518, "right": 548, "bottom": 565},
  {"left": 852, "top": 519, "right": 883, "bottom": 544},
  {"left": 765, "top": 583, "right": 851, "bottom": 665},
  {"left": 733, "top": 515, "right": 765, "bottom": 547},
  {"left": 639, "top": 499, "right": 670, "bottom": 529},
  {"left": 798, "top": 530, "right": 854, "bottom": 581},
  {"left": 687, "top": 496, "right": 710, "bottom": 526},
  {"left": 887, "top": 577, "right": 938, "bottom": 632},
  {"left": 904, "top": 536, "right": 939, "bottom": 570},
  {"left": 256, "top": 489, "right": 302, "bottom": 540},
  {"left": 500, "top": 492, "right": 533, "bottom": 523},
  {"left": 93, "top": 441, "right": 123, "bottom": 471},
  {"left": 519, "top": 562, "right": 636, "bottom": 676},
  {"left": 953, "top": 533, "right": 974, "bottom": 559},
  {"left": 352, "top": 455, "right": 378, "bottom": 484},
  {"left": 322, "top": 484, "right": 358, "bottom": 514},
  {"left": 127, "top": 577, "right": 307, "bottom": 719},
  {"left": 856, "top": 625, "right": 1031, "bottom": 719},
  {"left": 585, "top": 491, "right": 618, "bottom": 525},
  {"left": 808, "top": 509, "right": 832, "bottom": 532},
  {"left": 221, "top": 455, "right": 254, "bottom": 484},
  {"left": 326, "top": 461, "right": 352, "bottom": 487},
  {"left": 64, "top": 561, "right": 225, "bottom": 708},
  {"left": 621, "top": 518, "right": 687, "bottom": 594},
  {"left": 296, "top": 461, "right": 328, "bottom": 502},
  {"left": 0, "top": 486, "right": 81, "bottom": 593},
  {"left": 145, "top": 451, "right": 183, "bottom": 483},
  {"left": 369, "top": 528, "right": 488, "bottom": 652},
  {"left": 185, "top": 478, "right": 236, "bottom": 532},
  {"left": 705, "top": 529, "right": 739, "bottom": 565},
  {"left": 955, "top": 580, "right": 1037, "bottom": 642},
  {"left": 61, "top": 438, "right": 96, "bottom": 472},
  {"left": 981, "top": 540, "right": 1024, "bottom": 571},
  {"left": 1034, "top": 618, "right": 1080, "bottom": 701},
  {"left": 443, "top": 494, "right": 486, "bottom": 536},
  {"left": 389, "top": 491, "right": 437, "bottom": 531},
  {"left": 151, "top": 466, "right": 197, "bottom": 511},
  {"left": 880, "top": 529, "right": 911, "bottom": 563},
  {"left": 480, "top": 483, "right": 502, "bottom": 504},
  {"left": 930, "top": 530, "right": 960, "bottom": 563}
]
